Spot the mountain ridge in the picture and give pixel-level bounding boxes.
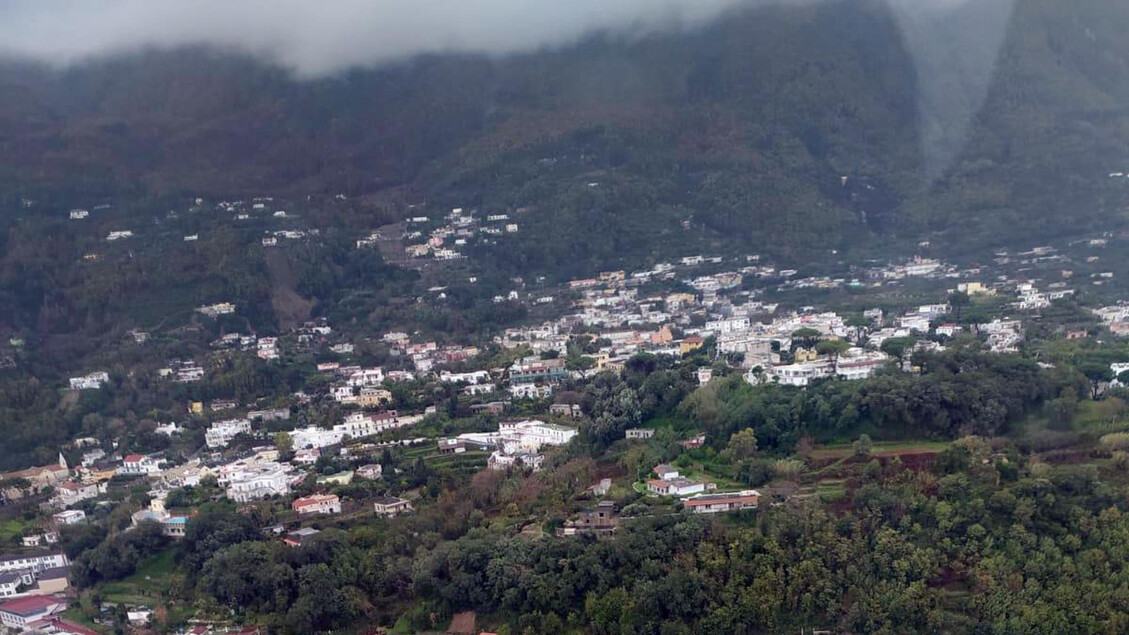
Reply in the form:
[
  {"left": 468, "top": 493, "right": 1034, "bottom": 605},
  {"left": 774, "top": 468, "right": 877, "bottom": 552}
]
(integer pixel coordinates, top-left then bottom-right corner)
[{"left": 1, "top": 0, "right": 1127, "bottom": 266}]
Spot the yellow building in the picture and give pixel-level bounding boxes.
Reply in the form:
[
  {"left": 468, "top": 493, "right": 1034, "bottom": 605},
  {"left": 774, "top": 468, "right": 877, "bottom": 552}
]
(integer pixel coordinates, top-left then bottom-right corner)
[
  {"left": 358, "top": 389, "right": 393, "bottom": 408},
  {"left": 592, "top": 353, "right": 611, "bottom": 370},
  {"left": 189, "top": 401, "right": 204, "bottom": 415},
  {"left": 599, "top": 270, "right": 626, "bottom": 283},
  {"left": 87, "top": 468, "right": 117, "bottom": 483},
  {"left": 679, "top": 336, "right": 705, "bottom": 356},
  {"left": 665, "top": 293, "right": 697, "bottom": 309},
  {"left": 604, "top": 358, "right": 627, "bottom": 373},
  {"left": 957, "top": 282, "right": 996, "bottom": 296},
  {"left": 794, "top": 347, "right": 819, "bottom": 362}
]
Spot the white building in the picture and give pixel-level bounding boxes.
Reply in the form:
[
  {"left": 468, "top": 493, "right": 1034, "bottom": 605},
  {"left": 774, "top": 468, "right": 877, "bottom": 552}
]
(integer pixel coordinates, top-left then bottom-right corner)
[
  {"left": 69, "top": 371, "right": 109, "bottom": 391},
  {"left": 684, "top": 490, "right": 761, "bottom": 514},
  {"left": 904, "top": 257, "right": 941, "bottom": 276},
  {"left": 462, "top": 383, "right": 496, "bottom": 396},
  {"left": 439, "top": 370, "right": 491, "bottom": 385},
  {"left": 206, "top": 419, "right": 252, "bottom": 449},
  {"left": 0, "top": 594, "right": 67, "bottom": 629},
  {"left": 154, "top": 422, "right": 182, "bottom": 436},
  {"left": 0, "top": 572, "right": 28, "bottom": 598},
  {"left": 118, "top": 454, "right": 162, "bottom": 476},
  {"left": 935, "top": 324, "right": 962, "bottom": 338},
  {"left": 290, "top": 426, "right": 345, "bottom": 449},
  {"left": 697, "top": 368, "right": 713, "bottom": 385},
  {"left": 356, "top": 464, "right": 383, "bottom": 479},
  {"left": 373, "top": 496, "right": 413, "bottom": 516},
  {"left": 176, "top": 365, "right": 205, "bottom": 383},
  {"left": 55, "top": 482, "right": 101, "bottom": 507},
  {"left": 768, "top": 360, "right": 834, "bottom": 387},
  {"left": 835, "top": 349, "right": 890, "bottom": 381},
  {"left": 509, "top": 383, "right": 555, "bottom": 399},
  {"left": 196, "top": 302, "right": 236, "bottom": 318},
  {"left": 705, "top": 317, "right": 751, "bottom": 335},
  {"left": 333, "top": 411, "right": 407, "bottom": 439},
  {"left": 647, "top": 477, "right": 707, "bottom": 497},
  {"left": 497, "top": 419, "right": 577, "bottom": 449},
  {"left": 488, "top": 450, "right": 544, "bottom": 472},
  {"left": 52, "top": 510, "right": 87, "bottom": 525},
  {"left": 332, "top": 385, "right": 358, "bottom": 403},
  {"left": 346, "top": 368, "right": 385, "bottom": 387},
  {"left": 1111, "top": 362, "right": 1129, "bottom": 387},
  {"left": 224, "top": 463, "right": 293, "bottom": 503},
  {"left": 0, "top": 552, "right": 68, "bottom": 574}
]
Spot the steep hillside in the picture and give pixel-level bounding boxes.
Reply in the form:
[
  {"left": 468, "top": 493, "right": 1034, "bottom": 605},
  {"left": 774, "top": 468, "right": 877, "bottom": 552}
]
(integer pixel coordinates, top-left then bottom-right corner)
[{"left": 0, "top": 0, "right": 1128, "bottom": 271}]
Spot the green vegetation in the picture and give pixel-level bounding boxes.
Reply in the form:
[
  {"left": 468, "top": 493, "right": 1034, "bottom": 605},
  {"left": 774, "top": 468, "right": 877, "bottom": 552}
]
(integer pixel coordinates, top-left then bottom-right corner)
[
  {"left": 100, "top": 549, "right": 179, "bottom": 605},
  {"left": 0, "top": 516, "right": 32, "bottom": 545}
]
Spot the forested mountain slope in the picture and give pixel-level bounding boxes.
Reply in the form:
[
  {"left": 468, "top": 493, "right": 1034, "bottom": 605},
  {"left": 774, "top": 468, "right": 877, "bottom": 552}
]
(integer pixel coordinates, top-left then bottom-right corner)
[{"left": 0, "top": 0, "right": 1128, "bottom": 268}]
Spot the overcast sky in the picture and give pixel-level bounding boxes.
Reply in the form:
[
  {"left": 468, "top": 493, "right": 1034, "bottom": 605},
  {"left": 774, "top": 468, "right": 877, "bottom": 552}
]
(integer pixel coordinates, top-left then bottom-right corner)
[
  {"left": 0, "top": 0, "right": 755, "bottom": 77},
  {"left": 0, "top": 0, "right": 1009, "bottom": 178}
]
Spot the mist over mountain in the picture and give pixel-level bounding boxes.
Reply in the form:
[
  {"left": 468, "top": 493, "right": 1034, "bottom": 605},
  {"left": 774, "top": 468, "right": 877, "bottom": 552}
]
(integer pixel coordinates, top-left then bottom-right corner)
[
  {"left": 0, "top": 0, "right": 745, "bottom": 76},
  {"left": 1, "top": 0, "right": 1127, "bottom": 265}
]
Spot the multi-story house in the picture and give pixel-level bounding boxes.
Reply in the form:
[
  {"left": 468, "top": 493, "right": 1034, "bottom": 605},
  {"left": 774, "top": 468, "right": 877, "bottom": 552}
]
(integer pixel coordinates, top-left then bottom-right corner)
[
  {"left": 205, "top": 419, "right": 252, "bottom": 449},
  {"left": 292, "top": 494, "right": 341, "bottom": 516},
  {"left": 117, "top": 455, "right": 162, "bottom": 476}
]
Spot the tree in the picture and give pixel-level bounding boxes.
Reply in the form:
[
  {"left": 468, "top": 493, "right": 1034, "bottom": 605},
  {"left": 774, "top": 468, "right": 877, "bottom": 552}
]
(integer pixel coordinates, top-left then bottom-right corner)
[
  {"left": 201, "top": 542, "right": 296, "bottom": 614},
  {"left": 845, "top": 315, "right": 872, "bottom": 344},
  {"left": 949, "top": 291, "right": 971, "bottom": 321},
  {"left": 791, "top": 328, "right": 822, "bottom": 351},
  {"left": 880, "top": 337, "right": 916, "bottom": 368},
  {"left": 772, "top": 459, "right": 805, "bottom": 481},
  {"left": 816, "top": 339, "right": 851, "bottom": 363},
  {"left": 852, "top": 434, "right": 873, "bottom": 458},
  {"left": 727, "top": 428, "right": 758, "bottom": 459},
  {"left": 274, "top": 431, "right": 293, "bottom": 456},
  {"left": 1079, "top": 363, "right": 1114, "bottom": 400},
  {"left": 1048, "top": 387, "right": 1080, "bottom": 428},
  {"left": 180, "top": 508, "right": 261, "bottom": 576}
]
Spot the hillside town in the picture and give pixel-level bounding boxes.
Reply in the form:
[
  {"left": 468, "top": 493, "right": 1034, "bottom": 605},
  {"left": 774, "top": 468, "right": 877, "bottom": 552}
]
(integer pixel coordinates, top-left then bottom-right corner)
[{"left": 5, "top": 195, "right": 1129, "bottom": 632}]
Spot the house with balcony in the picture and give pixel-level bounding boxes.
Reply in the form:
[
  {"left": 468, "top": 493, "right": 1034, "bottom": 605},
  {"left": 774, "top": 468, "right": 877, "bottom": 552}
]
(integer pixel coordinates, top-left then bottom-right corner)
[
  {"left": 117, "top": 455, "right": 162, "bottom": 476},
  {"left": 292, "top": 494, "right": 341, "bottom": 516}
]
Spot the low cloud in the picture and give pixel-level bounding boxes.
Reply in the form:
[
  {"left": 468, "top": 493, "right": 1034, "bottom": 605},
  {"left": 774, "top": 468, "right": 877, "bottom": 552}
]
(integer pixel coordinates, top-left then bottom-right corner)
[
  {"left": 0, "top": 0, "right": 1014, "bottom": 179},
  {"left": 0, "top": 0, "right": 746, "bottom": 77}
]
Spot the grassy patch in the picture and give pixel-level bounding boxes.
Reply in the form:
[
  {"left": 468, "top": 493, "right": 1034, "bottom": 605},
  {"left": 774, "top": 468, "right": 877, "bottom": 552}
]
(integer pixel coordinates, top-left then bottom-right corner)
[
  {"left": 809, "top": 440, "right": 951, "bottom": 460},
  {"left": 100, "top": 549, "right": 181, "bottom": 605},
  {"left": 1072, "top": 399, "right": 1129, "bottom": 434},
  {"left": 0, "top": 517, "right": 31, "bottom": 545},
  {"left": 428, "top": 451, "right": 490, "bottom": 469},
  {"left": 679, "top": 462, "right": 745, "bottom": 490},
  {"left": 61, "top": 608, "right": 106, "bottom": 632},
  {"left": 389, "top": 616, "right": 413, "bottom": 634},
  {"left": 814, "top": 480, "right": 848, "bottom": 502}
]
